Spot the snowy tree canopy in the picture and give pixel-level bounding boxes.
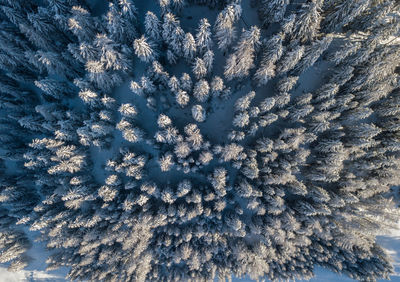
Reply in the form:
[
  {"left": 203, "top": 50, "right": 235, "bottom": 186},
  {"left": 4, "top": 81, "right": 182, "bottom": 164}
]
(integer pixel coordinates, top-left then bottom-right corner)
[{"left": 0, "top": 0, "right": 400, "bottom": 281}]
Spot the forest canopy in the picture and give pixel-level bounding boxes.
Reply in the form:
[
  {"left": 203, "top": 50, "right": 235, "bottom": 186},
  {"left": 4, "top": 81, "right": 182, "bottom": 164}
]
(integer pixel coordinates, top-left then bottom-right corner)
[{"left": 0, "top": 0, "right": 399, "bottom": 281}]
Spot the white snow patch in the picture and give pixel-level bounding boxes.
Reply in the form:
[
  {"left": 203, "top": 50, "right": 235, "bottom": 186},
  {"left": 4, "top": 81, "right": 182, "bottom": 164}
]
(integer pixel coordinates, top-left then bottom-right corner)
[{"left": 0, "top": 268, "right": 65, "bottom": 282}]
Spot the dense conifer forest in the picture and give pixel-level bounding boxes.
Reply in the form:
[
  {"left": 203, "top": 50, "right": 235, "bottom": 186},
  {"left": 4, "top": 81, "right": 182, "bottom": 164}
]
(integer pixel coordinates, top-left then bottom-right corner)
[{"left": 0, "top": 0, "right": 399, "bottom": 281}]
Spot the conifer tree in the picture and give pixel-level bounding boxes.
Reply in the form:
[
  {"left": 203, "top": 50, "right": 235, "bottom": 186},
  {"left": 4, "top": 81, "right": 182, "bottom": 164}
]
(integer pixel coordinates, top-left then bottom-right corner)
[
  {"left": 214, "top": 3, "right": 242, "bottom": 51},
  {"left": 211, "top": 76, "right": 224, "bottom": 97},
  {"left": 258, "top": 0, "right": 289, "bottom": 26},
  {"left": 193, "top": 79, "right": 210, "bottom": 102},
  {"left": 235, "top": 91, "right": 256, "bottom": 112},
  {"left": 196, "top": 18, "right": 213, "bottom": 54},
  {"left": 192, "top": 104, "right": 206, "bottom": 122},
  {"left": 68, "top": 6, "right": 97, "bottom": 42},
  {"left": 183, "top": 32, "right": 196, "bottom": 60},
  {"left": 254, "top": 34, "right": 283, "bottom": 85},
  {"left": 233, "top": 112, "right": 250, "bottom": 128},
  {"left": 203, "top": 49, "right": 214, "bottom": 73},
  {"left": 290, "top": 0, "right": 323, "bottom": 43},
  {"left": 145, "top": 11, "right": 161, "bottom": 41},
  {"left": 294, "top": 36, "right": 333, "bottom": 74},
  {"left": 133, "top": 35, "right": 157, "bottom": 62},
  {"left": 180, "top": 73, "right": 192, "bottom": 91},
  {"left": 276, "top": 45, "right": 305, "bottom": 75},
  {"left": 323, "top": 0, "right": 371, "bottom": 32},
  {"left": 106, "top": 0, "right": 138, "bottom": 44},
  {"left": 176, "top": 90, "right": 190, "bottom": 107},
  {"left": 192, "top": 57, "right": 207, "bottom": 79},
  {"left": 224, "top": 26, "right": 260, "bottom": 80}
]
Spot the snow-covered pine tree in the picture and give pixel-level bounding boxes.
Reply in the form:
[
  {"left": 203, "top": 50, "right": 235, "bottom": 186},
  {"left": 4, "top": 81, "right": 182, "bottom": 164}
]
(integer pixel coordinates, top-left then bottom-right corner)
[
  {"left": 203, "top": 49, "right": 214, "bottom": 73},
  {"left": 171, "top": 0, "right": 185, "bottom": 12},
  {"left": 214, "top": 3, "right": 242, "bottom": 51},
  {"left": 211, "top": 76, "right": 224, "bottom": 97},
  {"left": 180, "top": 73, "right": 192, "bottom": 91},
  {"left": 235, "top": 91, "right": 255, "bottom": 112},
  {"left": 159, "top": 152, "right": 174, "bottom": 171},
  {"left": 35, "top": 78, "right": 76, "bottom": 99},
  {"left": 232, "top": 111, "right": 250, "bottom": 128},
  {"left": 193, "top": 79, "right": 210, "bottom": 102},
  {"left": 176, "top": 89, "right": 190, "bottom": 107},
  {"left": 196, "top": 18, "right": 213, "bottom": 55},
  {"left": 105, "top": 0, "right": 138, "bottom": 44},
  {"left": 174, "top": 141, "right": 191, "bottom": 158},
  {"left": 294, "top": 35, "right": 333, "bottom": 74},
  {"left": 145, "top": 11, "right": 161, "bottom": 41},
  {"left": 183, "top": 32, "right": 196, "bottom": 60},
  {"left": 192, "top": 104, "right": 206, "bottom": 122},
  {"left": 224, "top": 26, "right": 260, "bottom": 80},
  {"left": 209, "top": 167, "right": 228, "bottom": 196},
  {"left": 192, "top": 57, "right": 207, "bottom": 79},
  {"left": 133, "top": 35, "right": 157, "bottom": 62},
  {"left": 68, "top": 5, "right": 98, "bottom": 42},
  {"left": 258, "top": 0, "right": 289, "bottom": 27},
  {"left": 323, "top": 0, "right": 371, "bottom": 32},
  {"left": 168, "top": 75, "right": 180, "bottom": 93},
  {"left": 290, "top": 0, "right": 323, "bottom": 43},
  {"left": 254, "top": 34, "right": 284, "bottom": 85},
  {"left": 275, "top": 44, "right": 305, "bottom": 75}
]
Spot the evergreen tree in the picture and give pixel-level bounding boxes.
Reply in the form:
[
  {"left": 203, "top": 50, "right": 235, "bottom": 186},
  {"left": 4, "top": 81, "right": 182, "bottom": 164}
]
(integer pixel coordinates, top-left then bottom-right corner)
[
  {"left": 277, "top": 76, "right": 299, "bottom": 93},
  {"left": 133, "top": 35, "right": 157, "bottom": 62},
  {"left": 174, "top": 141, "right": 191, "bottom": 158},
  {"left": 68, "top": 6, "right": 98, "bottom": 42},
  {"left": 183, "top": 32, "right": 196, "bottom": 60},
  {"left": 328, "top": 41, "right": 362, "bottom": 65},
  {"left": 211, "top": 76, "right": 224, "bottom": 97},
  {"left": 145, "top": 11, "right": 161, "bottom": 41},
  {"left": 193, "top": 79, "right": 210, "bottom": 102},
  {"left": 119, "top": 103, "right": 138, "bottom": 118},
  {"left": 233, "top": 112, "right": 250, "bottom": 128},
  {"left": 214, "top": 3, "right": 242, "bottom": 51},
  {"left": 203, "top": 49, "right": 214, "bottom": 73},
  {"left": 294, "top": 36, "right": 333, "bottom": 74},
  {"left": 159, "top": 152, "right": 174, "bottom": 171},
  {"left": 192, "top": 104, "right": 206, "bottom": 122},
  {"left": 258, "top": 0, "right": 289, "bottom": 26},
  {"left": 184, "top": 123, "right": 203, "bottom": 150},
  {"left": 235, "top": 91, "right": 256, "bottom": 112},
  {"left": 162, "top": 12, "right": 180, "bottom": 44},
  {"left": 323, "top": 0, "right": 371, "bottom": 32},
  {"left": 171, "top": 0, "right": 185, "bottom": 12},
  {"left": 290, "top": 0, "right": 323, "bottom": 43},
  {"left": 209, "top": 167, "right": 228, "bottom": 196},
  {"left": 168, "top": 75, "right": 180, "bottom": 93},
  {"left": 254, "top": 34, "right": 283, "bottom": 85},
  {"left": 276, "top": 45, "right": 305, "bottom": 75},
  {"left": 85, "top": 60, "right": 122, "bottom": 92},
  {"left": 192, "top": 57, "right": 207, "bottom": 79},
  {"left": 105, "top": 0, "right": 138, "bottom": 44},
  {"left": 180, "top": 73, "right": 192, "bottom": 91},
  {"left": 196, "top": 18, "right": 213, "bottom": 55},
  {"left": 224, "top": 26, "right": 260, "bottom": 80},
  {"left": 35, "top": 78, "right": 76, "bottom": 99},
  {"left": 167, "top": 49, "right": 177, "bottom": 64},
  {"left": 176, "top": 89, "right": 190, "bottom": 107}
]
